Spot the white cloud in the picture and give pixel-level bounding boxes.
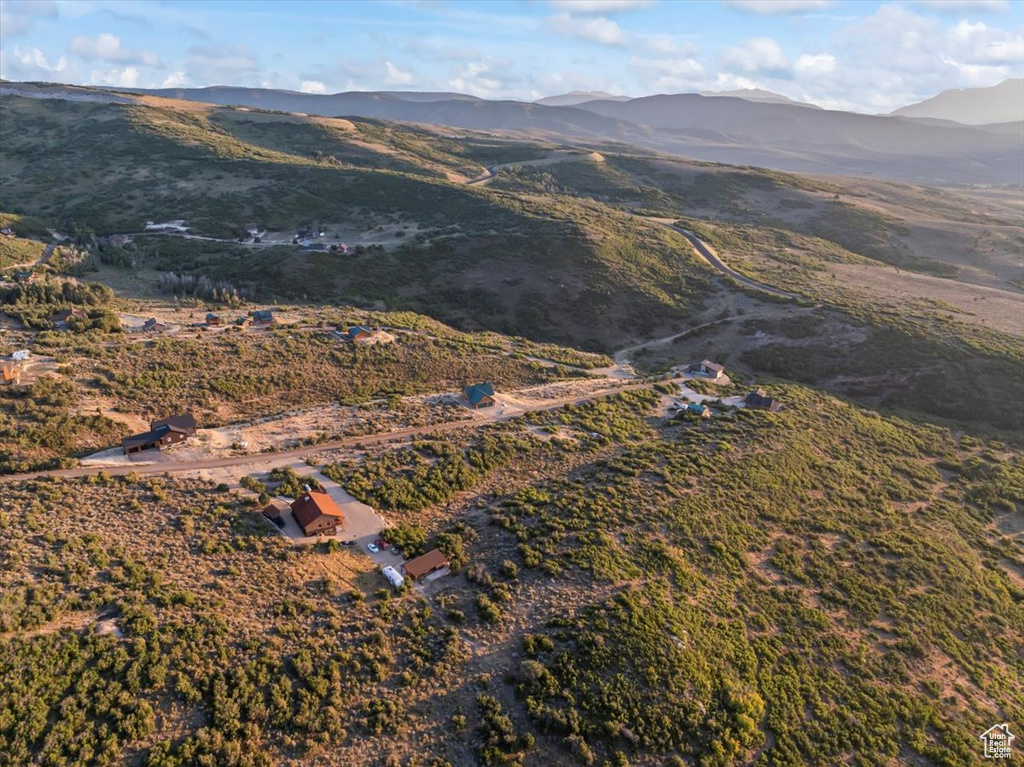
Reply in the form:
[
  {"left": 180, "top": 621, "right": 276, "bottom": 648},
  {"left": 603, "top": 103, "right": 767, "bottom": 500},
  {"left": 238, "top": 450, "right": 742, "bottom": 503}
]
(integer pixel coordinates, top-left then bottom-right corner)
[
  {"left": 906, "top": 0, "right": 1010, "bottom": 11},
  {"left": 10, "top": 45, "right": 67, "bottom": 74},
  {"left": 722, "top": 1, "right": 835, "bottom": 15},
  {"left": 69, "top": 33, "right": 161, "bottom": 67},
  {"left": 547, "top": 0, "right": 653, "bottom": 12},
  {"left": 794, "top": 53, "right": 836, "bottom": 76},
  {"left": 0, "top": 0, "right": 57, "bottom": 41},
  {"left": 548, "top": 13, "right": 628, "bottom": 46},
  {"left": 162, "top": 71, "right": 188, "bottom": 88},
  {"left": 949, "top": 19, "right": 1024, "bottom": 63},
  {"left": 300, "top": 80, "right": 327, "bottom": 94},
  {"left": 644, "top": 34, "right": 698, "bottom": 57},
  {"left": 720, "top": 37, "right": 790, "bottom": 76},
  {"left": 383, "top": 61, "right": 415, "bottom": 86},
  {"left": 88, "top": 66, "right": 141, "bottom": 88}
]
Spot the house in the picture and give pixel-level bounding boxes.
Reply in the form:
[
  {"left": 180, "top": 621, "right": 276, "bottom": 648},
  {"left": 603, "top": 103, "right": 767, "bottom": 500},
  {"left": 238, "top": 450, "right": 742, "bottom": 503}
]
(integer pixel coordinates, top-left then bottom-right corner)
[
  {"left": 290, "top": 490, "right": 345, "bottom": 536},
  {"left": 142, "top": 318, "right": 166, "bottom": 333},
  {"left": 346, "top": 325, "right": 375, "bottom": 342},
  {"left": 122, "top": 413, "right": 197, "bottom": 455},
  {"left": 686, "top": 402, "right": 711, "bottom": 418},
  {"left": 251, "top": 310, "right": 275, "bottom": 325},
  {"left": 745, "top": 388, "right": 783, "bottom": 412},
  {"left": 463, "top": 382, "right": 496, "bottom": 409},
  {"left": 11, "top": 350, "right": 30, "bottom": 361},
  {"left": 687, "top": 359, "right": 725, "bottom": 380},
  {"left": 235, "top": 316, "right": 252, "bottom": 328},
  {"left": 381, "top": 566, "right": 405, "bottom": 589},
  {"left": 205, "top": 313, "right": 223, "bottom": 327},
  {"left": 402, "top": 548, "right": 450, "bottom": 581},
  {"left": 50, "top": 307, "right": 88, "bottom": 330}
]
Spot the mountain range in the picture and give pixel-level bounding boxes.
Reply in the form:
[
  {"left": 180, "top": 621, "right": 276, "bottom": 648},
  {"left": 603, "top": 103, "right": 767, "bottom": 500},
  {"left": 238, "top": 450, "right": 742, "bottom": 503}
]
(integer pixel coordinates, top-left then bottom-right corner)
[
  {"left": 891, "top": 78, "right": 1024, "bottom": 126},
  {"left": 6, "top": 79, "right": 1022, "bottom": 185}
]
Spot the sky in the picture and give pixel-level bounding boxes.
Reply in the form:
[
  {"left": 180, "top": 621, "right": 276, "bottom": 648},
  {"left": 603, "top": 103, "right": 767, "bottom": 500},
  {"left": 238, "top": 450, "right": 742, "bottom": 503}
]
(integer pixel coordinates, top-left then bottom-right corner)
[{"left": 1, "top": 0, "right": 1022, "bottom": 113}]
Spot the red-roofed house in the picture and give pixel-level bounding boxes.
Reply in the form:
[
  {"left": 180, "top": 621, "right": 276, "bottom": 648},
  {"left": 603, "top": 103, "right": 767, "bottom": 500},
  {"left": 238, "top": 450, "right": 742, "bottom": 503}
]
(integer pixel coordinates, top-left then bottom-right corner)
[{"left": 291, "top": 491, "right": 345, "bottom": 536}]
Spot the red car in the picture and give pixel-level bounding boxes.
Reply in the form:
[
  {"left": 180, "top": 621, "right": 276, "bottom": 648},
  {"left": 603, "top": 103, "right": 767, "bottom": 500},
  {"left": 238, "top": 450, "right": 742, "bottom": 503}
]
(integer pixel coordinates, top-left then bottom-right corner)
[{"left": 374, "top": 538, "right": 391, "bottom": 550}]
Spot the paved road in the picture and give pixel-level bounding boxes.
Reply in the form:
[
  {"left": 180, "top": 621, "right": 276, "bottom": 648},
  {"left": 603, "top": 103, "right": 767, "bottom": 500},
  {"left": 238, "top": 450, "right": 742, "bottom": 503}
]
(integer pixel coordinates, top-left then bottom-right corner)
[
  {"left": 0, "top": 380, "right": 657, "bottom": 484},
  {"left": 663, "top": 224, "right": 800, "bottom": 300}
]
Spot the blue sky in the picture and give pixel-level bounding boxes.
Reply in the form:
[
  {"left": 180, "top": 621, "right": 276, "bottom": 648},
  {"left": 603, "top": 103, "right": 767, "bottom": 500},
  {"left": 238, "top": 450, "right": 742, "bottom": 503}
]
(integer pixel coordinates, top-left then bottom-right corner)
[{"left": 1, "top": 0, "right": 1021, "bottom": 112}]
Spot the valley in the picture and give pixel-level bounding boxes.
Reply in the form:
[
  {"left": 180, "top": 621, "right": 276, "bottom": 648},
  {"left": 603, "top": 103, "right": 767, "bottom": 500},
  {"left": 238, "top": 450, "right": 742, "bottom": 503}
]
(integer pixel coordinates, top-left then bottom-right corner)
[{"left": 0, "top": 84, "right": 1021, "bottom": 767}]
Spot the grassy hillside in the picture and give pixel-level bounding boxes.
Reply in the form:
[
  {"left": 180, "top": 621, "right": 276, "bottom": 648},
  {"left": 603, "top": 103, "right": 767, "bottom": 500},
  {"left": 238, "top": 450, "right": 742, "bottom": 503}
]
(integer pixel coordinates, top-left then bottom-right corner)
[
  {"left": 0, "top": 97, "right": 712, "bottom": 350},
  {"left": 1, "top": 388, "right": 1020, "bottom": 765}
]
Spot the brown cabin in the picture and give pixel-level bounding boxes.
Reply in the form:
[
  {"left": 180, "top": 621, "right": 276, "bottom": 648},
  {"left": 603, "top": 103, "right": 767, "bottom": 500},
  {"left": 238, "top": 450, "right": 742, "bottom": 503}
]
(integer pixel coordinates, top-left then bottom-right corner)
[
  {"left": 745, "top": 388, "right": 783, "bottom": 412},
  {"left": 291, "top": 491, "right": 345, "bottom": 536},
  {"left": 403, "top": 548, "right": 450, "bottom": 581},
  {"left": 122, "top": 413, "right": 197, "bottom": 454}
]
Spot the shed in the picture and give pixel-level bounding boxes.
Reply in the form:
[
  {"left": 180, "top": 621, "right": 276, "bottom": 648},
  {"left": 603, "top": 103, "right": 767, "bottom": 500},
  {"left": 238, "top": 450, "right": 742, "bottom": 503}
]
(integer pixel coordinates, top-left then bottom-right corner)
[
  {"left": 291, "top": 491, "right": 345, "bottom": 536},
  {"left": 686, "top": 403, "right": 711, "bottom": 418},
  {"left": 346, "top": 325, "right": 375, "bottom": 342},
  {"left": 205, "top": 313, "right": 223, "bottom": 326},
  {"left": 745, "top": 388, "right": 783, "bottom": 412},
  {"left": 403, "top": 548, "right": 450, "bottom": 581},
  {"left": 463, "top": 382, "right": 496, "bottom": 409},
  {"left": 251, "top": 310, "right": 275, "bottom": 325}
]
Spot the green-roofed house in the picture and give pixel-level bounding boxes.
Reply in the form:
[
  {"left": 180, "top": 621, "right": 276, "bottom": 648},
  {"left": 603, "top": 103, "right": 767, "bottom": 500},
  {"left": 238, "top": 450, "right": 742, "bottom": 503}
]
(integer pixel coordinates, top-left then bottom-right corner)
[{"left": 463, "top": 382, "right": 496, "bottom": 409}]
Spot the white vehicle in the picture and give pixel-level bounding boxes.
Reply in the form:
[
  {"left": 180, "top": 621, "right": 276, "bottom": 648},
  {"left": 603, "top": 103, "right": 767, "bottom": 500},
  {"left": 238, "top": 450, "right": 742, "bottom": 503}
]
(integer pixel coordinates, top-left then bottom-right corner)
[
  {"left": 367, "top": 542, "right": 380, "bottom": 554},
  {"left": 381, "top": 566, "right": 404, "bottom": 589},
  {"left": 11, "top": 350, "right": 30, "bottom": 361}
]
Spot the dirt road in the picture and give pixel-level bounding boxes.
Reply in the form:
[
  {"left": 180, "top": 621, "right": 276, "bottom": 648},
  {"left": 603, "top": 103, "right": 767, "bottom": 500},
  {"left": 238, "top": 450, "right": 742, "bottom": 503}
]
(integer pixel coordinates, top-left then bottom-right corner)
[{"left": 0, "top": 379, "right": 659, "bottom": 484}]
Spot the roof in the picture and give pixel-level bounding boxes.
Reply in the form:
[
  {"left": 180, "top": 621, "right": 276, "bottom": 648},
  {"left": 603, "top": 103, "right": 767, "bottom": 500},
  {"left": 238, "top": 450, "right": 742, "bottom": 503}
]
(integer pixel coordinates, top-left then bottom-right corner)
[
  {"left": 348, "top": 325, "right": 373, "bottom": 336},
  {"left": 143, "top": 318, "right": 159, "bottom": 328},
  {"left": 151, "top": 413, "right": 197, "bottom": 434},
  {"left": 206, "top": 313, "right": 221, "bottom": 321},
  {"left": 687, "top": 402, "right": 709, "bottom": 413},
  {"left": 122, "top": 425, "right": 169, "bottom": 450},
  {"left": 51, "top": 308, "right": 87, "bottom": 323},
  {"left": 403, "top": 548, "right": 450, "bottom": 580},
  {"left": 700, "top": 359, "right": 725, "bottom": 373},
  {"left": 252, "top": 310, "right": 275, "bottom": 322},
  {"left": 290, "top": 491, "right": 344, "bottom": 531},
  {"left": 464, "top": 382, "right": 495, "bottom": 406},
  {"left": 262, "top": 499, "right": 290, "bottom": 516}
]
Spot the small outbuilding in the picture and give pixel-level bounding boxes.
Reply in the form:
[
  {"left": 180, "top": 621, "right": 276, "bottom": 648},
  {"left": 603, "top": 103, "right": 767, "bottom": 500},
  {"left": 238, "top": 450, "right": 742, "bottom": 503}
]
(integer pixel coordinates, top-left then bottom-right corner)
[
  {"left": 291, "top": 490, "right": 345, "bottom": 536},
  {"left": 686, "top": 402, "right": 711, "bottom": 418},
  {"left": 463, "top": 382, "right": 496, "bottom": 409},
  {"left": 346, "top": 325, "right": 375, "bottom": 342},
  {"left": 251, "top": 309, "right": 275, "bottom": 325},
  {"left": 402, "top": 548, "right": 450, "bottom": 581},
  {"left": 262, "top": 499, "right": 289, "bottom": 528},
  {"left": 205, "top": 313, "right": 223, "bottom": 326},
  {"left": 687, "top": 359, "right": 725, "bottom": 380},
  {"left": 745, "top": 388, "right": 783, "bottom": 412}
]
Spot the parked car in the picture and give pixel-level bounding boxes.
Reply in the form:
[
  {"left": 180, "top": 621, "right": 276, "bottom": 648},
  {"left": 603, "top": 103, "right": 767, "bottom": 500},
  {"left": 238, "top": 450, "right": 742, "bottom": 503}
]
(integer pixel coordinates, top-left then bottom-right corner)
[
  {"left": 367, "top": 543, "right": 380, "bottom": 554},
  {"left": 374, "top": 538, "right": 391, "bottom": 550},
  {"left": 341, "top": 540, "right": 356, "bottom": 546}
]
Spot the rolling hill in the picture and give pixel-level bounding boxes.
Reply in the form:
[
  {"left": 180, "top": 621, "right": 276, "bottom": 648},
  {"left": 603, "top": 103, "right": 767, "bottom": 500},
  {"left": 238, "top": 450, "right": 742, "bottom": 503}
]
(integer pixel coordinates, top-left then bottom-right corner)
[{"left": 19, "top": 80, "right": 1016, "bottom": 185}]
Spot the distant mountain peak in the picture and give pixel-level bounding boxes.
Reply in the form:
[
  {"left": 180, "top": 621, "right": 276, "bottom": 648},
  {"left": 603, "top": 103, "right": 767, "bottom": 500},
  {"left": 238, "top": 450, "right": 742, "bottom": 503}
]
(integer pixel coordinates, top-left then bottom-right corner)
[
  {"left": 891, "top": 78, "right": 1024, "bottom": 126},
  {"left": 698, "top": 88, "right": 821, "bottom": 109},
  {"left": 534, "top": 90, "right": 631, "bottom": 107}
]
